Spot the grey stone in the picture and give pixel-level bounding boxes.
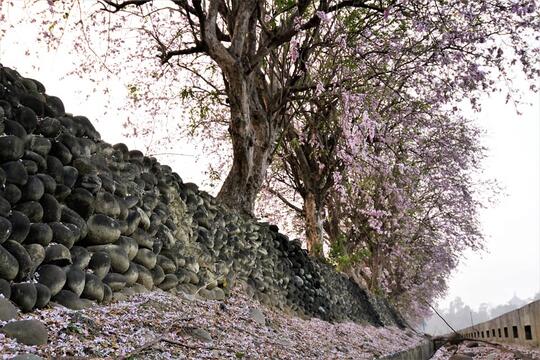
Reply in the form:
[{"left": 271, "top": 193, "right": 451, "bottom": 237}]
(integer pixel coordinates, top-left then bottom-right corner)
[
  {"left": 23, "top": 151, "right": 46, "bottom": 173},
  {"left": 10, "top": 283, "right": 37, "bottom": 312},
  {"left": 52, "top": 289, "right": 92, "bottom": 310},
  {"left": 65, "top": 266, "right": 86, "bottom": 296},
  {"left": 0, "top": 198, "right": 11, "bottom": 218},
  {"left": 23, "top": 243, "right": 45, "bottom": 274},
  {"left": 62, "top": 166, "right": 78, "bottom": 188},
  {"left": 2, "top": 184, "right": 22, "bottom": 205},
  {"left": 7, "top": 211, "right": 30, "bottom": 243},
  {"left": 103, "top": 272, "right": 127, "bottom": 291},
  {"left": 134, "top": 248, "right": 157, "bottom": 269},
  {"left": 0, "top": 298, "right": 18, "bottom": 321},
  {"left": 157, "top": 254, "right": 176, "bottom": 274},
  {"left": 4, "top": 119, "right": 27, "bottom": 138},
  {"left": 0, "top": 135, "right": 25, "bottom": 161},
  {"left": 0, "top": 244, "right": 19, "bottom": 280},
  {"left": 54, "top": 184, "right": 71, "bottom": 201},
  {"left": 131, "top": 228, "right": 153, "bottom": 249},
  {"left": 122, "top": 262, "right": 139, "bottom": 285},
  {"left": 116, "top": 236, "right": 138, "bottom": 261},
  {"left": 36, "top": 173, "right": 56, "bottom": 194},
  {"left": 25, "top": 134, "right": 51, "bottom": 157},
  {"left": 66, "top": 187, "right": 94, "bottom": 218},
  {"left": 131, "top": 283, "right": 148, "bottom": 294},
  {"left": 86, "top": 214, "right": 121, "bottom": 244},
  {"left": 88, "top": 251, "right": 111, "bottom": 280},
  {"left": 190, "top": 328, "right": 213, "bottom": 342},
  {"left": 123, "top": 209, "right": 141, "bottom": 236},
  {"left": 136, "top": 264, "right": 154, "bottom": 290},
  {"left": 94, "top": 191, "right": 120, "bottom": 217},
  {"left": 26, "top": 223, "right": 53, "bottom": 246},
  {"left": 37, "top": 264, "right": 66, "bottom": 296},
  {"left": 3, "top": 240, "right": 32, "bottom": 281},
  {"left": 44, "top": 243, "right": 72, "bottom": 266},
  {"left": 210, "top": 287, "right": 226, "bottom": 301},
  {"left": 249, "top": 307, "right": 266, "bottom": 325},
  {"left": 34, "top": 283, "right": 51, "bottom": 309},
  {"left": 0, "top": 216, "right": 12, "bottom": 243},
  {"left": 157, "top": 274, "right": 179, "bottom": 291},
  {"left": 50, "top": 222, "right": 78, "bottom": 249},
  {"left": 37, "top": 117, "right": 61, "bottom": 138},
  {"left": 22, "top": 159, "right": 38, "bottom": 175},
  {"left": 87, "top": 244, "right": 130, "bottom": 273},
  {"left": 21, "top": 176, "right": 44, "bottom": 201},
  {"left": 40, "top": 193, "right": 61, "bottom": 222},
  {"left": 0, "top": 278, "right": 11, "bottom": 298},
  {"left": 293, "top": 275, "right": 304, "bottom": 287},
  {"left": 2, "top": 161, "right": 28, "bottom": 186},
  {"left": 177, "top": 283, "right": 198, "bottom": 296},
  {"left": 81, "top": 273, "right": 104, "bottom": 303},
  {"left": 13, "top": 201, "right": 43, "bottom": 223},
  {"left": 70, "top": 246, "right": 91, "bottom": 269},
  {"left": 102, "top": 284, "right": 113, "bottom": 304},
  {"left": 50, "top": 141, "right": 72, "bottom": 165},
  {"left": 61, "top": 207, "right": 86, "bottom": 236},
  {"left": 150, "top": 265, "right": 165, "bottom": 285},
  {"left": 1, "top": 319, "right": 48, "bottom": 345}
]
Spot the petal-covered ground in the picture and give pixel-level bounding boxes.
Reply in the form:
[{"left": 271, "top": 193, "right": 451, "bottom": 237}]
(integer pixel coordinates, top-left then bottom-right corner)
[
  {"left": 0, "top": 289, "right": 425, "bottom": 359},
  {"left": 432, "top": 339, "right": 540, "bottom": 359}
]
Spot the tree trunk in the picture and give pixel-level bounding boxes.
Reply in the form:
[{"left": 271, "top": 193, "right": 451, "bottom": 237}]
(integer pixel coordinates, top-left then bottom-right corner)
[
  {"left": 370, "top": 245, "right": 382, "bottom": 292},
  {"left": 324, "top": 193, "right": 342, "bottom": 245},
  {"left": 216, "top": 69, "right": 275, "bottom": 215},
  {"left": 304, "top": 192, "right": 323, "bottom": 257}
]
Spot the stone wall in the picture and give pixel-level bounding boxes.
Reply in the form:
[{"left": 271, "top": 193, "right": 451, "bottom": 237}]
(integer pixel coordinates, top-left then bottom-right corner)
[{"left": 0, "top": 64, "right": 403, "bottom": 327}]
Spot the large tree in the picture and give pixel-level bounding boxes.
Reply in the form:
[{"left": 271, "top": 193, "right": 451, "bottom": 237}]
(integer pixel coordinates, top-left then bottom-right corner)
[{"left": 3, "top": 0, "right": 537, "bottom": 215}]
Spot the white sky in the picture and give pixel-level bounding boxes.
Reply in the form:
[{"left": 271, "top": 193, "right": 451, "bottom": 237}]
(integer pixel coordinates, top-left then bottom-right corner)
[
  {"left": 440, "top": 91, "right": 540, "bottom": 310},
  {"left": 1, "top": 8, "right": 539, "bottom": 313}
]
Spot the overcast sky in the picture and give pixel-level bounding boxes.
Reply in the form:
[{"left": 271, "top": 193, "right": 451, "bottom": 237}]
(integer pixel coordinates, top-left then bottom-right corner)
[{"left": 1, "top": 8, "right": 539, "bottom": 313}]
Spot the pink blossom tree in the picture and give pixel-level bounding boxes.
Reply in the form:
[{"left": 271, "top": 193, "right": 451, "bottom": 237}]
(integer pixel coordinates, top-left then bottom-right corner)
[{"left": 263, "top": 84, "right": 489, "bottom": 314}]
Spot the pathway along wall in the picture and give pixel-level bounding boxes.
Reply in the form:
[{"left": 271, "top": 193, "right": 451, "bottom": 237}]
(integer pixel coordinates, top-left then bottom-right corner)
[{"left": 0, "top": 64, "right": 403, "bottom": 327}]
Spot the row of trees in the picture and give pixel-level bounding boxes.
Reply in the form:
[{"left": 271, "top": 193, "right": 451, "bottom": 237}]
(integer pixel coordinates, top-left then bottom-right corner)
[{"left": 4, "top": 0, "right": 538, "bottom": 317}]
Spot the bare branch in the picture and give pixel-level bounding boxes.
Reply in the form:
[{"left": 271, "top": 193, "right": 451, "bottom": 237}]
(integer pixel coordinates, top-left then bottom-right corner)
[
  {"left": 267, "top": 188, "right": 304, "bottom": 214},
  {"left": 99, "top": 0, "right": 152, "bottom": 13},
  {"left": 159, "top": 43, "right": 208, "bottom": 64}
]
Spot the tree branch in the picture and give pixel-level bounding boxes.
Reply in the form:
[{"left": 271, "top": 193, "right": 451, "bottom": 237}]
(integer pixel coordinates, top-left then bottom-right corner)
[
  {"left": 99, "top": 0, "right": 152, "bottom": 13},
  {"left": 204, "top": 0, "right": 235, "bottom": 69},
  {"left": 267, "top": 188, "right": 304, "bottom": 214},
  {"left": 159, "top": 43, "right": 208, "bottom": 64}
]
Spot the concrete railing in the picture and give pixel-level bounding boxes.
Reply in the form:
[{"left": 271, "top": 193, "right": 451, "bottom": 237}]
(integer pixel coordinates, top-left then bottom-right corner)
[
  {"left": 457, "top": 299, "right": 540, "bottom": 347},
  {"left": 379, "top": 339, "right": 436, "bottom": 360}
]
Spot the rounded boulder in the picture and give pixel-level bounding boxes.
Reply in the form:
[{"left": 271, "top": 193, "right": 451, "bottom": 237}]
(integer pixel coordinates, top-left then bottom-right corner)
[
  {"left": 0, "top": 244, "right": 19, "bottom": 280},
  {"left": 10, "top": 283, "right": 37, "bottom": 312},
  {"left": 37, "top": 264, "right": 66, "bottom": 296},
  {"left": 86, "top": 214, "right": 121, "bottom": 245}
]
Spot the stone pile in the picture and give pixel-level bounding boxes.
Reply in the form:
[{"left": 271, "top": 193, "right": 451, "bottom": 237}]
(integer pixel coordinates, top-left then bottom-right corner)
[{"left": 0, "top": 64, "right": 402, "bottom": 332}]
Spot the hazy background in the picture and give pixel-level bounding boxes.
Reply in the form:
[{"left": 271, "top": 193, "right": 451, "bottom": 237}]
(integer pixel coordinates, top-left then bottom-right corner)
[{"left": 1, "top": 7, "right": 539, "bottom": 324}]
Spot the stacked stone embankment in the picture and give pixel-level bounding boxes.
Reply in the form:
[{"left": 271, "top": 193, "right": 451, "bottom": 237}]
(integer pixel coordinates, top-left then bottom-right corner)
[{"left": 0, "top": 64, "right": 403, "bottom": 331}]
